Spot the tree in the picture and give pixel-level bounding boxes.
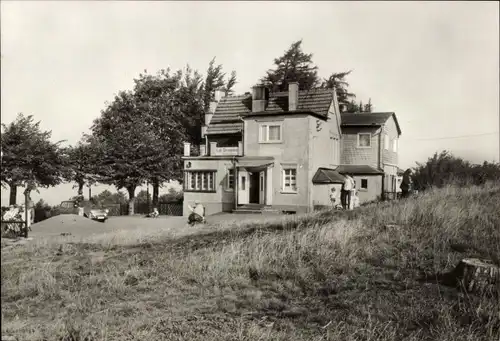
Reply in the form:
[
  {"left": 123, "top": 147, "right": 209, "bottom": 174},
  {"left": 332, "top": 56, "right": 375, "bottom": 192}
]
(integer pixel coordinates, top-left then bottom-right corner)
[
  {"left": 64, "top": 137, "right": 100, "bottom": 198},
  {"left": 135, "top": 189, "right": 151, "bottom": 204},
  {"left": 321, "top": 70, "right": 356, "bottom": 108},
  {"left": 91, "top": 189, "right": 128, "bottom": 206},
  {"left": 203, "top": 58, "right": 226, "bottom": 111},
  {"left": 364, "top": 98, "right": 373, "bottom": 113},
  {"left": 1, "top": 113, "right": 67, "bottom": 205},
  {"left": 159, "top": 187, "right": 183, "bottom": 203},
  {"left": 261, "top": 39, "right": 320, "bottom": 92},
  {"left": 412, "top": 150, "right": 500, "bottom": 191},
  {"left": 132, "top": 67, "right": 201, "bottom": 207},
  {"left": 90, "top": 90, "right": 156, "bottom": 215},
  {"left": 225, "top": 71, "right": 237, "bottom": 96}
]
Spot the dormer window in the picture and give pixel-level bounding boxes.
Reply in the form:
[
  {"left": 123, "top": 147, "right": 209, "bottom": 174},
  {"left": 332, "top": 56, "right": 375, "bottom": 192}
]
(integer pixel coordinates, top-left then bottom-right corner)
[{"left": 357, "top": 133, "right": 371, "bottom": 148}]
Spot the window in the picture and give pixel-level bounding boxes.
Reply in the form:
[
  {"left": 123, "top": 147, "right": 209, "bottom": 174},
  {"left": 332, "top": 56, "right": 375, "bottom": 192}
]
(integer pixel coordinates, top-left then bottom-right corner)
[
  {"left": 226, "top": 168, "right": 235, "bottom": 190},
  {"left": 392, "top": 138, "right": 398, "bottom": 152},
  {"left": 241, "top": 175, "right": 246, "bottom": 190},
  {"left": 357, "top": 133, "right": 371, "bottom": 148},
  {"left": 282, "top": 165, "right": 297, "bottom": 192},
  {"left": 185, "top": 171, "right": 216, "bottom": 192},
  {"left": 361, "top": 179, "right": 368, "bottom": 190},
  {"left": 259, "top": 123, "right": 282, "bottom": 143},
  {"left": 384, "top": 134, "right": 390, "bottom": 150}
]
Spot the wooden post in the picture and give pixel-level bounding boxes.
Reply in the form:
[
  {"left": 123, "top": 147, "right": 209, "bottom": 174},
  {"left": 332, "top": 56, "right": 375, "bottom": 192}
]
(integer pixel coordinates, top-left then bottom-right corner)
[{"left": 24, "top": 191, "right": 28, "bottom": 238}]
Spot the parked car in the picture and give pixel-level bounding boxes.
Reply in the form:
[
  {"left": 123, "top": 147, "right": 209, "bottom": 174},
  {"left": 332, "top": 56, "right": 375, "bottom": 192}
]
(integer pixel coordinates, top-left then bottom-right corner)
[{"left": 59, "top": 200, "right": 109, "bottom": 223}]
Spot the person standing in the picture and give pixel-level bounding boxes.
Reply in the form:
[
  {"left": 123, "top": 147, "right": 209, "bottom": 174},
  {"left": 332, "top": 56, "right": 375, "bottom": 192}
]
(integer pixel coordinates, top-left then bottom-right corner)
[
  {"left": 400, "top": 169, "right": 413, "bottom": 199},
  {"left": 342, "top": 174, "right": 354, "bottom": 210}
]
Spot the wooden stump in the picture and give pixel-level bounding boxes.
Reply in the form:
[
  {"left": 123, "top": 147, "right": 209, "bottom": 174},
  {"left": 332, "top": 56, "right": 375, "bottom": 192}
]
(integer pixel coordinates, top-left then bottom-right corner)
[{"left": 452, "top": 258, "right": 499, "bottom": 295}]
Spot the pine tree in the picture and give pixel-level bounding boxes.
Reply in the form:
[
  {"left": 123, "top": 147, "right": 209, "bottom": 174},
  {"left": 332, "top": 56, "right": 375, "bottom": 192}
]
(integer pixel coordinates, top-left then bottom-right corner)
[
  {"left": 261, "top": 40, "right": 320, "bottom": 92},
  {"left": 322, "top": 70, "right": 356, "bottom": 107}
]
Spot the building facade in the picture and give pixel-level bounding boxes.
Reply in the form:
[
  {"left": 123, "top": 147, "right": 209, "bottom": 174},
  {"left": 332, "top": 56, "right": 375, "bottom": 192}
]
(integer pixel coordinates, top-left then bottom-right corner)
[{"left": 182, "top": 84, "right": 402, "bottom": 216}]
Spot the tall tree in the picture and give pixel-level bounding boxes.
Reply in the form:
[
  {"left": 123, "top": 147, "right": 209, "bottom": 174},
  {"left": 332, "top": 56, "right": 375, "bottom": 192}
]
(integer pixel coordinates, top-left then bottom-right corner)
[
  {"left": 132, "top": 67, "right": 203, "bottom": 207},
  {"left": 203, "top": 58, "right": 226, "bottom": 111},
  {"left": 90, "top": 90, "right": 155, "bottom": 215},
  {"left": 261, "top": 39, "right": 320, "bottom": 92},
  {"left": 1, "top": 113, "right": 67, "bottom": 204}
]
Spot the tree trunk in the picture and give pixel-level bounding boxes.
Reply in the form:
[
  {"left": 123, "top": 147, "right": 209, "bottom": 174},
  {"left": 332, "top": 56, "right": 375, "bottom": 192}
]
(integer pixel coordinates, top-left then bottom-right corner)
[
  {"left": 152, "top": 177, "right": 160, "bottom": 209},
  {"left": 127, "top": 187, "right": 136, "bottom": 216},
  {"left": 9, "top": 183, "right": 17, "bottom": 205},
  {"left": 77, "top": 182, "right": 84, "bottom": 197},
  {"left": 452, "top": 258, "right": 499, "bottom": 296}
]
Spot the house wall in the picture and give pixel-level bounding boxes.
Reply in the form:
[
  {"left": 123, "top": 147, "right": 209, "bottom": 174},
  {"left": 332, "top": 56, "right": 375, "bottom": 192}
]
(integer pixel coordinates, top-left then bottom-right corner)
[
  {"left": 383, "top": 164, "right": 400, "bottom": 193},
  {"left": 382, "top": 116, "right": 399, "bottom": 166},
  {"left": 312, "top": 183, "right": 343, "bottom": 210},
  {"left": 182, "top": 158, "right": 235, "bottom": 216},
  {"left": 308, "top": 102, "right": 341, "bottom": 209},
  {"left": 352, "top": 175, "right": 383, "bottom": 204},
  {"left": 340, "top": 126, "right": 381, "bottom": 168},
  {"left": 244, "top": 115, "right": 310, "bottom": 212}
]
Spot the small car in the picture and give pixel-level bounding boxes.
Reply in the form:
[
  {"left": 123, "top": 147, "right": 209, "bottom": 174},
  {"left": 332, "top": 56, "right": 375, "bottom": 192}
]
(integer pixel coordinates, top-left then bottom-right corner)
[
  {"left": 84, "top": 208, "right": 108, "bottom": 222},
  {"left": 59, "top": 200, "right": 109, "bottom": 223}
]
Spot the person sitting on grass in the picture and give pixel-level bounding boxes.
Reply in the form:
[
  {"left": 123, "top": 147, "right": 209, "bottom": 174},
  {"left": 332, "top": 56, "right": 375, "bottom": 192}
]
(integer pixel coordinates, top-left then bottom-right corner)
[
  {"left": 145, "top": 208, "right": 159, "bottom": 218},
  {"left": 187, "top": 200, "right": 205, "bottom": 225}
]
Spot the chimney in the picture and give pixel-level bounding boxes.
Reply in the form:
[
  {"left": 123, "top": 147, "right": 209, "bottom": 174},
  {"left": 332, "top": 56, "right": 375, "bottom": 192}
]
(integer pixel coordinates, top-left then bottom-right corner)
[
  {"left": 183, "top": 142, "right": 191, "bottom": 157},
  {"left": 214, "top": 88, "right": 224, "bottom": 102},
  {"left": 288, "top": 82, "right": 298, "bottom": 111},
  {"left": 252, "top": 84, "right": 269, "bottom": 112}
]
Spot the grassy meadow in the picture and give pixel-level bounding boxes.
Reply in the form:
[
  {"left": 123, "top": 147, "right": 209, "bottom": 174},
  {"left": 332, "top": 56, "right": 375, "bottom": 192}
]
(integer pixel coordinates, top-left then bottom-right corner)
[{"left": 1, "top": 183, "right": 499, "bottom": 341}]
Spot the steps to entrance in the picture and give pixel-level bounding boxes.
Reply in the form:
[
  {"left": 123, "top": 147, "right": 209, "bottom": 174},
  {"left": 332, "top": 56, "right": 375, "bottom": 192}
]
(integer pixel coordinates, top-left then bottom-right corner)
[{"left": 232, "top": 204, "right": 279, "bottom": 215}]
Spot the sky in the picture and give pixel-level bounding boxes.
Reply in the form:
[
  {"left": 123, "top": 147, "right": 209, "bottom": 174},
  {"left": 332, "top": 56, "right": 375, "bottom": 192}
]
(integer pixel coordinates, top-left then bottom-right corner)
[{"left": 1, "top": 1, "right": 499, "bottom": 206}]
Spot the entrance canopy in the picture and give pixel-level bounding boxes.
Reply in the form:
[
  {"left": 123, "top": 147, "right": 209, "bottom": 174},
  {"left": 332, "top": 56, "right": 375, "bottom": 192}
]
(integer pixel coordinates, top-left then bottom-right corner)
[{"left": 236, "top": 157, "right": 274, "bottom": 171}]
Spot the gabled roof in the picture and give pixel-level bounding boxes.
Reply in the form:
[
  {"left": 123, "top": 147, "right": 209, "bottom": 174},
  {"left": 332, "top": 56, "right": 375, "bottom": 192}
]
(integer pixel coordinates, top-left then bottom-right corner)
[
  {"left": 206, "top": 88, "right": 335, "bottom": 135},
  {"left": 341, "top": 112, "right": 402, "bottom": 135},
  {"left": 312, "top": 168, "right": 345, "bottom": 184},
  {"left": 335, "top": 165, "right": 384, "bottom": 175}
]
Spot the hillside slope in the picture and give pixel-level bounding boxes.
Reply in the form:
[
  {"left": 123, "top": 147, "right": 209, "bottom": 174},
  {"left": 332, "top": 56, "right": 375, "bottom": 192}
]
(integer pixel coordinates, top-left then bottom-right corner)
[{"left": 2, "top": 183, "right": 499, "bottom": 341}]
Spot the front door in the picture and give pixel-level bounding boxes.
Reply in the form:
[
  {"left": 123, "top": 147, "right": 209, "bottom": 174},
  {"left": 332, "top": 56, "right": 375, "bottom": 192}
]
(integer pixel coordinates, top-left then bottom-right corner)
[
  {"left": 259, "top": 171, "right": 266, "bottom": 205},
  {"left": 249, "top": 172, "right": 260, "bottom": 204},
  {"left": 238, "top": 169, "right": 249, "bottom": 205}
]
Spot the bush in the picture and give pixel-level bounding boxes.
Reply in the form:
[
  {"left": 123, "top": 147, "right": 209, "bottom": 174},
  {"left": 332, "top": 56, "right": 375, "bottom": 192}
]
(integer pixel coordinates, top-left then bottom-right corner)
[{"left": 413, "top": 150, "right": 500, "bottom": 191}]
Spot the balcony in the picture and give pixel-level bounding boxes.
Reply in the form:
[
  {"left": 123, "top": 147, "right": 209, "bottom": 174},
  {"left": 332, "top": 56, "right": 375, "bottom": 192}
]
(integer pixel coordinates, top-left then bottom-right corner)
[{"left": 183, "top": 141, "right": 243, "bottom": 157}]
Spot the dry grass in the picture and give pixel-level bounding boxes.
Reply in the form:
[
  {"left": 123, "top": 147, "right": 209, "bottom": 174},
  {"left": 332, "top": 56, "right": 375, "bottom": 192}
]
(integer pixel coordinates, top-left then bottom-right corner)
[{"left": 2, "top": 183, "right": 500, "bottom": 340}]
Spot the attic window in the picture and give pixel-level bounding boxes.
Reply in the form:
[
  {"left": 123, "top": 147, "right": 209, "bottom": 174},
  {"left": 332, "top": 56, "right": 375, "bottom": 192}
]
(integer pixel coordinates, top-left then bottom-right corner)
[{"left": 357, "top": 133, "right": 371, "bottom": 148}]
